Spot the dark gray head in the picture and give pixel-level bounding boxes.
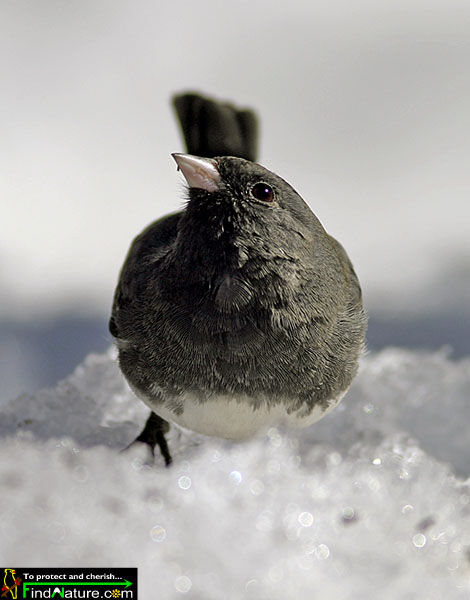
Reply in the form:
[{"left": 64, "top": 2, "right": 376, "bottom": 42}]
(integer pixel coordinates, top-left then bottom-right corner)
[
  {"left": 171, "top": 153, "right": 331, "bottom": 281},
  {"left": 173, "top": 152, "right": 323, "bottom": 229}
]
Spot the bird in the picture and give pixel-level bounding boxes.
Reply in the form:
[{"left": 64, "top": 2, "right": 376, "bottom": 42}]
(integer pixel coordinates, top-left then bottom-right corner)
[
  {"left": 3, "top": 569, "right": 19, "bottom": 600},
  {"left": 110, "top": 92, "right": 367, "bottom": 466}
]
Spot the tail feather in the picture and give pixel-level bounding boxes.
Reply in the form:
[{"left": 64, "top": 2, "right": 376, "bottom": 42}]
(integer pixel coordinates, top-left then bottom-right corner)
[{"left": 172, "top": 92, "right": 259, "bottom": 162}]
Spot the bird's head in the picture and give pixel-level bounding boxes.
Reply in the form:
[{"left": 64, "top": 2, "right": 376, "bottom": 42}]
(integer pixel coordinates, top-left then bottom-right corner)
[{"left": 172, "top": 153, "right": 326, "bottom": 270}]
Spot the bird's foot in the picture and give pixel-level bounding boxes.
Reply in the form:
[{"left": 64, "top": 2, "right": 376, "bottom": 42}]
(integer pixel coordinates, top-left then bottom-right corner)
[{"left": 123, "top": 412, "right": 172, "bottom": 467}]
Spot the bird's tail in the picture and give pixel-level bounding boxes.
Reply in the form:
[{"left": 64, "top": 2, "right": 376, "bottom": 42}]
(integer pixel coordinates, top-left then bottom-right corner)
[{"left": 172, "top": 92, "right": 259, "bottom": 162}]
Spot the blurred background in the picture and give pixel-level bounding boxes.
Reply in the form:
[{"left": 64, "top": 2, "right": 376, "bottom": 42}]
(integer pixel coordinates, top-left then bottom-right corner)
[{"left": 1, "top": 0, "right": 469, "bottom": 400}]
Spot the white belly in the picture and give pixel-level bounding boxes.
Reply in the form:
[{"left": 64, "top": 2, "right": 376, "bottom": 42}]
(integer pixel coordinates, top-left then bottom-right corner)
[{"left": 131, "top": 385, "right": 346, "bottom": 440}]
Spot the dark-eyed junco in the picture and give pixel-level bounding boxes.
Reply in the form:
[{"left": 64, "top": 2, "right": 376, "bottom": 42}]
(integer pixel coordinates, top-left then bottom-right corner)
[{"left": 110, "top": 92, "right": 367, "bottom": 465}]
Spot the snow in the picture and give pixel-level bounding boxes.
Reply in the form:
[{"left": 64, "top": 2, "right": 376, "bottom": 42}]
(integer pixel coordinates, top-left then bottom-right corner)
[
  {"left": 1, "top": 347, "right": 469, "bottom": 598},
  {"left": 2, "top": 3, "right": 469, "bottom": 594}
]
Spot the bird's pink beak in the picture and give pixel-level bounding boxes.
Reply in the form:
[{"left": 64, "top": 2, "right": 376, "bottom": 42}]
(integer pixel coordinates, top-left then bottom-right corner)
[{"left": 172, "top": 153, "right": 221, "bottom": 192}]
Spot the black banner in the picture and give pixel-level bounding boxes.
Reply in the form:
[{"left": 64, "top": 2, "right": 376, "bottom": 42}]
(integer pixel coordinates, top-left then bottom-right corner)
[{"left": 1, "top": 568, "right": 137, "bottom": 600}]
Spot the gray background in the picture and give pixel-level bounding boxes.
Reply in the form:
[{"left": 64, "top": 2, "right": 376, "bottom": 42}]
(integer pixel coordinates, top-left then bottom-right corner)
[{"left": 1, "top": 0, "right": 469, "bottom": 399}]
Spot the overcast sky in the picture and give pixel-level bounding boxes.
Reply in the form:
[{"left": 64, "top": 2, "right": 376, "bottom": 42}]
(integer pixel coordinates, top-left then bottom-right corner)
[{"left": 2, "top": 0, "right": 470, "bottom": 320}]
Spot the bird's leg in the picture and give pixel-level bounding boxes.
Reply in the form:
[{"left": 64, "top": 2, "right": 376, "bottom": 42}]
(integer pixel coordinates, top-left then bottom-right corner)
[{"left": 133, "top": 411, "right": 172, "bottom": 466}]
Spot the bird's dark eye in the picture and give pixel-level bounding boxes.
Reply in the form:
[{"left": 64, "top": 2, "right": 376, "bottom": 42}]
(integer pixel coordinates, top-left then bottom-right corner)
[{"left": 251, "top": 182, "right": 274, "bottom": 203}]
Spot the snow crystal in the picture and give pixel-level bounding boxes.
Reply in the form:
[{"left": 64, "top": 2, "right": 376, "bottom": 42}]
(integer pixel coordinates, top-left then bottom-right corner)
[{"left": 1, "top": 347, "right": 469, "bottom": 598}]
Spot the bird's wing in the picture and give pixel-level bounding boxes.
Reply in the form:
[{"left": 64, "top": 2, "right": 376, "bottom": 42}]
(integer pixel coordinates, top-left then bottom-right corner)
[
  {"left": 327, "top": 234, "right": 364, "bottom": 310},
  {"left": 172, "top": 92, "right": 258, "bottom": 161},
  {"left": 109, "top": 211, "right": 182, "bottom": 339}
]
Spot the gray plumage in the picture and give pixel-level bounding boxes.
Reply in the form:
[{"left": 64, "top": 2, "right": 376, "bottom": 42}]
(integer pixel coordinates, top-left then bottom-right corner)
[{"left": 110, "top": 92, "right": 367, "bottom": 464}]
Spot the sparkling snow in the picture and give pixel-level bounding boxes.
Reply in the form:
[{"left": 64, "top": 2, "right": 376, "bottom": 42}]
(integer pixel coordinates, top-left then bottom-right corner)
[{"left": 1, "top": 347, "right": 469, "bottom": 598}]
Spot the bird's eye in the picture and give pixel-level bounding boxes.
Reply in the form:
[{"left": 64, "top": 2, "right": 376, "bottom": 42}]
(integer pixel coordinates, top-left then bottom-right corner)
[{"left": 251, "top": 182, "right": 274, "bottom": 203}]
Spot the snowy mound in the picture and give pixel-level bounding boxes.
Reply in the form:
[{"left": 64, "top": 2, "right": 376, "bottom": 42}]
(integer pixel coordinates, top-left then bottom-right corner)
[{"left": 1, "top": 348, "right": 469, "bottom": 598}]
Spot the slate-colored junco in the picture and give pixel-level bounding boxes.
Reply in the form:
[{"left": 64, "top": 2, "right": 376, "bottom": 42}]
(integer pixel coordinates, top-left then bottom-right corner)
[{"left": 110, "top": 92, "right": 367, "bottom": 465}]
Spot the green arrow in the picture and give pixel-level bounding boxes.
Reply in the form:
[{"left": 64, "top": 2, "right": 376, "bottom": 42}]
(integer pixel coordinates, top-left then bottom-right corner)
[{"left": 27, "top": 580, "right": 132, "bottom": 589}]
